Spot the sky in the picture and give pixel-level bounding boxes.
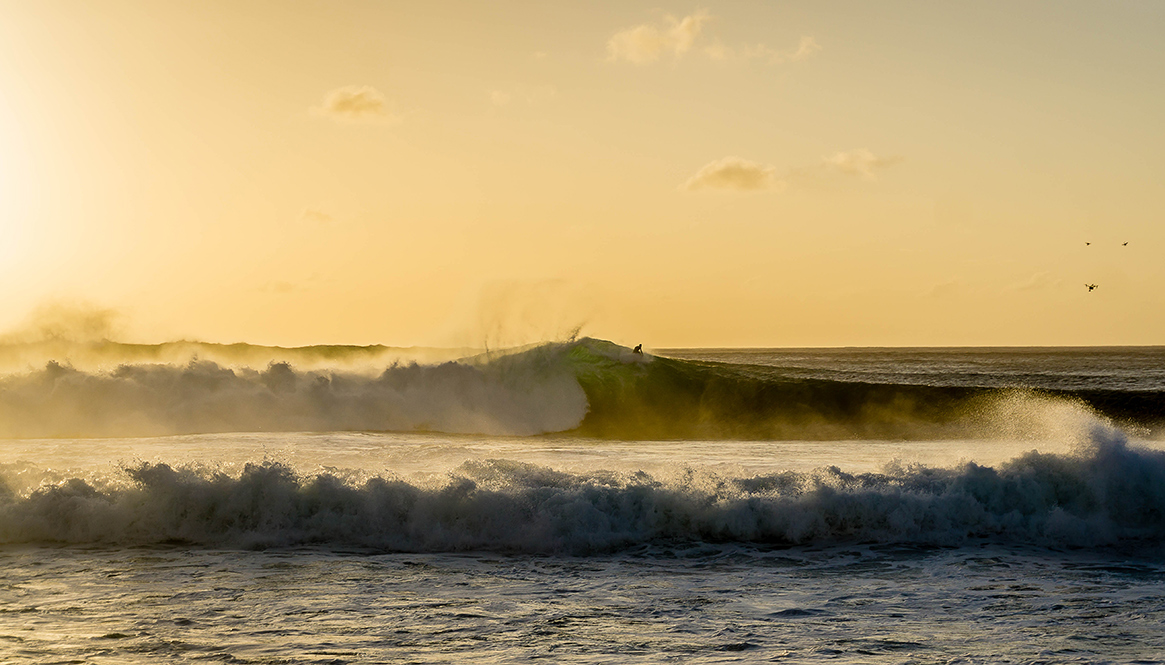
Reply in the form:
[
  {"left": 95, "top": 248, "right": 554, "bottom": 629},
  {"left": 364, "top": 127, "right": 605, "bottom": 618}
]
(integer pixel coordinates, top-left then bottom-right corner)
[{"left": 1, "top": 0, "right": 1163, "bottom": 348}]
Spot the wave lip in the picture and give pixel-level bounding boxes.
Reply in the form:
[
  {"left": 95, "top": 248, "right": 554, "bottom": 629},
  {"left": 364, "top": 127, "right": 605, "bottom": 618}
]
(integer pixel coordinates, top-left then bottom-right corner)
[{"left": 3, "top": 427, "right": 1163, "bottom": 553}]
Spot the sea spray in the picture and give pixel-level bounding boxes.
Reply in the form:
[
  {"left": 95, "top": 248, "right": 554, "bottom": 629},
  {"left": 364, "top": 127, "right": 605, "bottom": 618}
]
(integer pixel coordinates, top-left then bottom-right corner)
[{"left": 0, "top": 354, "right": 588, "bottom": 438}]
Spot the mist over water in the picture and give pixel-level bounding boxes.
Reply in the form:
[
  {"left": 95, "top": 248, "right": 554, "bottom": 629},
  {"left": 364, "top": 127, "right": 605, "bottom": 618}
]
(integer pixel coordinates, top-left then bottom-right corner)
[{"left": 0, "top": 353, "right": 587, "bottom": 438}]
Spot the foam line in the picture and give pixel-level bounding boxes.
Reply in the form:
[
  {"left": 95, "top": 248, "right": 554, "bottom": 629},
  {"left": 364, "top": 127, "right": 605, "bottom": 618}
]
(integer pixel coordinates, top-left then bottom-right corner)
[{"left": 2, "top": 426, "right": 1162, "bottom": 552}]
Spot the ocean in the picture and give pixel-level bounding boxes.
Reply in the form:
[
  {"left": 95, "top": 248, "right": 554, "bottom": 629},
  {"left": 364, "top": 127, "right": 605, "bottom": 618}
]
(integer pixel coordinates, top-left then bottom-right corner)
[{"left": 2, "top": 340, "right": 1164, "bottom": 663}]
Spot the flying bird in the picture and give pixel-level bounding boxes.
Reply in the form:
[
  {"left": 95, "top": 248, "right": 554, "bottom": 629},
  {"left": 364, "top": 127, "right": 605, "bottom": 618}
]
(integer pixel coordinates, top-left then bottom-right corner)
[
  {"left": 1123, "top": 242, "right": 1129, "bottom": 246},
  {"left": 1085, "top": 242, "right": 1091, "bottom": 246},
  {"left": 1085, "top": 283, "right": 1098, "bottom": 292}
]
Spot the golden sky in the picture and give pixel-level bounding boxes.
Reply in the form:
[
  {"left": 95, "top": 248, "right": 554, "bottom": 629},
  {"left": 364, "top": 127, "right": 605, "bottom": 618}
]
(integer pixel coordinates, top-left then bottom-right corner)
[{"left": 1, "top": 1, "right": 1163, "bottom": 348}]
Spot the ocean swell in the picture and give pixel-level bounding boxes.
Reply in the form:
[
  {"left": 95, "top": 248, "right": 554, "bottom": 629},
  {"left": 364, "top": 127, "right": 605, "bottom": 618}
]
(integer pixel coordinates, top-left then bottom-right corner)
[{"left": 0, "top": 338, "right": 1160, "bottom": 440}]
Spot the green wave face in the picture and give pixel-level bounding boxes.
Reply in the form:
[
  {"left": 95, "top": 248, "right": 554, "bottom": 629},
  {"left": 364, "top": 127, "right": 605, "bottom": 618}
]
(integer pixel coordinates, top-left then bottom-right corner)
[
  {"left": 556, "top": 339, "right": 1161, "bottom": 441},
  {"left": 0, "top": 337, "right": 1157, "bottom": 440}
]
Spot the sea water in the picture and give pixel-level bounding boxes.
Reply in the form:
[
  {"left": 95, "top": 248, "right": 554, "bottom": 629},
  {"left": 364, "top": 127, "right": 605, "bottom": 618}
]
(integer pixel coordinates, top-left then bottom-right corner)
[{"left": 2, "top": 343, "right": 1164, "bottom": 663}]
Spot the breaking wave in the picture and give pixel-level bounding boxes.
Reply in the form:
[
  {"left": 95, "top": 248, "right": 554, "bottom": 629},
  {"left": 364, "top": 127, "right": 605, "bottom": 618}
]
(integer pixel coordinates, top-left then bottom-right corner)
[
  {"left": 0, "top": 353, "right": 586, "bottom": 439},
  {"left": 2, "top": 426, "right": 1163, "bottom": 553},
  {"left": 0, "top": 337, "right": 1161, "bottom": 439}
]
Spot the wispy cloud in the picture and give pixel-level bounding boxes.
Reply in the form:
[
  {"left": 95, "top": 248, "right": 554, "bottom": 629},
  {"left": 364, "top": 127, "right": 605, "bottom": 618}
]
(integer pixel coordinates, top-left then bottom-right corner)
[
  {"left": 1007, "top": 272, "right": 1063, "bottom": 292},
  {"left": 685, "top": 149, "right": 901, "bottom": 193},
  {"left": 300, "top": 208, "right": 333, "bottom": 224},
  {"left": 704, "top": 35, "right": 822, "bottom": 64},
  {"left": 489, "top": 85, "right": 557, "bottom": 107},
  {"left": 607, "top": 11, "right": 712, "bottom": 64},
  {"left": 314, "top": 85, "right": 395, "bottom": 122},
  {"left": 608, "top": 11, "right": 818, "bottom": 66},
  {"left": 821, "top": 149, "right": 903, "bottom": 180},
  {"left": 925, "top": 280, "right": 966, "bottom": 299},
  {"left": 683, "top": 157, "right": 783, "bottom": 192},
  {"left": 788, "top": 36, "right": 822, "bottom": 61}
]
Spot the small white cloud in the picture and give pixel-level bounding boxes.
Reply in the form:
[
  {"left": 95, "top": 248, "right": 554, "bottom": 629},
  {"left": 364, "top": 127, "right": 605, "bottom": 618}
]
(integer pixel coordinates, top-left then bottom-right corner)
[
  {"left": 607, "top": 11, "right": 711, "bottom": 64},
  {"left": 607, "top": 11, "right": 819, "bottom": 67},
  {"left": 704, "top": 36, "right": 820, "bottom": 64},
  {"left": 684, "top": 148, "right": 901, "bottom": 193},
  {"left": 314, "top": 85, "right": 395, "bottom": 122},
  {"left": 684, "top": 157, "right": 783, "bottom": 192},
  {"left": 822, "top": 149, "right": 902, "bottom": 180}
]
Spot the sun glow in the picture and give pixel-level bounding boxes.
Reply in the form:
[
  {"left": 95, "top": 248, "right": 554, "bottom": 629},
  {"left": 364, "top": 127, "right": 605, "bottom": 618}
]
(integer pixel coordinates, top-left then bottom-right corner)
[{"left": 0, "top": 2, "right": 1161, "bottom": 347}]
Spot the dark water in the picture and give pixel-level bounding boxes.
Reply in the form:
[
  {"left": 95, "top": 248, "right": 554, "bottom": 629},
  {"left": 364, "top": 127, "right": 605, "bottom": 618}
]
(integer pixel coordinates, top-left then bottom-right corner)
[
  {"left": 663, "top": 346, "right": 1165, "bottom": 393},
  {"left": 4, "top": 543, "right": 1164, "bottom": 664}
]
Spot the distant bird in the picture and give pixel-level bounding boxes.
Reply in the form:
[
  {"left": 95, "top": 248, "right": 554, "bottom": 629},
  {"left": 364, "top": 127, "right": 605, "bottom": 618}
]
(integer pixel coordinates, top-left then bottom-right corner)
[
  {"left": 1085, "top": 283, "right": 1098, "bottom": 292},
  {"left": 1123, "top": 242, "right": 1129, "bottom": 246},
  {"left": 1085, "top": 242, "right": 1091, "bottom": 246}
]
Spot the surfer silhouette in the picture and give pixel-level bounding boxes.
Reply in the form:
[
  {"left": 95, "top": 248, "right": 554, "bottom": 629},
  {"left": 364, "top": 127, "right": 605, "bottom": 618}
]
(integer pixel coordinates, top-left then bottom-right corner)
[{"left": 633, "top": 344, "right": 643, "bottom": 354}]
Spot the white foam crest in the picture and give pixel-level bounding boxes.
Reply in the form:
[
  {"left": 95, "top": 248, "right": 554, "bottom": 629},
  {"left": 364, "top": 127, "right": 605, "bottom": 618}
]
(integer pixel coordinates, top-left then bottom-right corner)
[{"left": 2, "top": 425, "right": 1163, "bottom": 552}]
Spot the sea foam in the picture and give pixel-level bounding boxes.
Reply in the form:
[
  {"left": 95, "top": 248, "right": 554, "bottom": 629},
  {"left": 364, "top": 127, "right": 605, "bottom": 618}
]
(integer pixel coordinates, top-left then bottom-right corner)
[{"left": 2, "top": 425, "right": 1162, "bottom": 553}]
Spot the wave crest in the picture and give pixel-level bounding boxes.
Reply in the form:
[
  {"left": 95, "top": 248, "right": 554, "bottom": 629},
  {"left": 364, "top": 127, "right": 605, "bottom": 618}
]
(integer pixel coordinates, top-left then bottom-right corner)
[{"left": 0, "top": 352, "right": 587, "bottom": 438}]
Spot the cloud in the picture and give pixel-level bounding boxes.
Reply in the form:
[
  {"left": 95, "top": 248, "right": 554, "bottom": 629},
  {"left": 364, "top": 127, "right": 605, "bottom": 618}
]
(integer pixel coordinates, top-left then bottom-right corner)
[
  {"left": 685, "top": 149, "right": 901, "bottom": 193},
  {"left": 607, "top": 11, "right": 711, "bottom": 64},
  {"left": 704, "top": 35, "right": 822, "bottom": 64},
  {"left": 1008, "top": 272, "right": 1064, "bottom": 292},
  {"left": 300, "top": 208, "right": 333, "bottom": 224},
  {"left": 789, "top": 36, "right": 822, "bottom": 61},
  {"left": 683, "top": 157, "right": 783, "bottom": 192},
  {"left": 489, "top": 85, "right": 556, "bottom": 107},
  {"left": 925, "top": 280, "right": 966, "bottom": 299},
  {"left": 314, "top": 85, "right": 395, "bottom": 122},
  {"left": 821, "top": 149, "right": 903, "bottom": 180},
  {"left": 607, "top": 11, "right": 818, "bottom": 66},
  {"left": 704, "top": 42, "right": 777, "bottom": 63}
]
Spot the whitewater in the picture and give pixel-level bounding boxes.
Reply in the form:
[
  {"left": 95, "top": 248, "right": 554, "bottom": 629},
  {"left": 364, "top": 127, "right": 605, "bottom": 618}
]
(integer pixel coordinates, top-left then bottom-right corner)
[{"left": 2, "top": 339, "right": 1164, "bottom": 663}]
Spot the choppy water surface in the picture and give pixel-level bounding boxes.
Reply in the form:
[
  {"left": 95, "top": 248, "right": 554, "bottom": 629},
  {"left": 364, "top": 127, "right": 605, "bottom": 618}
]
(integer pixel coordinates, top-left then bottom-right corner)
[{"left": 4, "top": 544, "right": 1164, "bottom": 664}]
